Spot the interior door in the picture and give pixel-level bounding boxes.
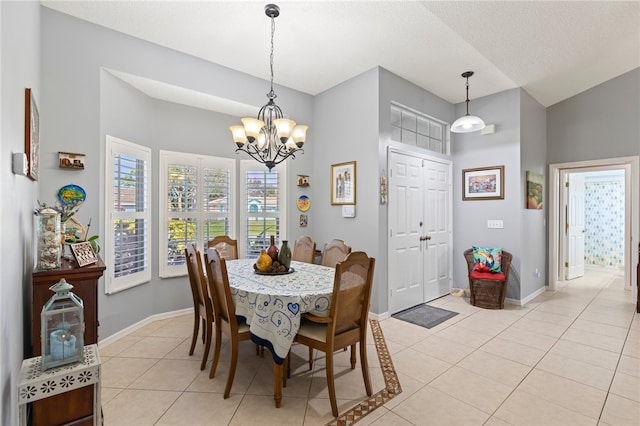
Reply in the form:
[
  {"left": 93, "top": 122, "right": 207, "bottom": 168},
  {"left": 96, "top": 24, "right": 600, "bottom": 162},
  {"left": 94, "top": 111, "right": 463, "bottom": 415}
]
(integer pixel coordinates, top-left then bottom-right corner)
[
  {"left": 566, "top": 173, "right": 585, "bottom": 279},
  {"left": 388, "top": 152, "right": 424, "bottom": 312},
  {"left": 388, "top": 151, "right": 452, "bottom": 313},
  {"left": 423, "top": 160, "right": 451, "bottom": 301}
]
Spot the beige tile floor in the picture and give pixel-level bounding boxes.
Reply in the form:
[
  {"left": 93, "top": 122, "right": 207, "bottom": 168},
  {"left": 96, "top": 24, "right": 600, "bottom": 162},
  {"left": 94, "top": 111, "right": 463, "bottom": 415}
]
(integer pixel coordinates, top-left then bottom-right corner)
[{"left": 100, "top": 268, "right": 639, "bottom": 425}]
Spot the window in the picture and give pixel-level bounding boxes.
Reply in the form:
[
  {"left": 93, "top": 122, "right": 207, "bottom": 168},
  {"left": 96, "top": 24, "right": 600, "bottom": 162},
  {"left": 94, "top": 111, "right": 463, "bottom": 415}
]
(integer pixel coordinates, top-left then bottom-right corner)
[
  {"left": 105, "top": 135, "right": 152, "bottom": 294},
  {"left": 159, "top": 151, "right": 235, "bottom": 277},
  {"left": 390, "top": 103, "right": 448, "bottom": 154},
  {"left": 239, "top": 160, "right": 287, "bottom": 258}
]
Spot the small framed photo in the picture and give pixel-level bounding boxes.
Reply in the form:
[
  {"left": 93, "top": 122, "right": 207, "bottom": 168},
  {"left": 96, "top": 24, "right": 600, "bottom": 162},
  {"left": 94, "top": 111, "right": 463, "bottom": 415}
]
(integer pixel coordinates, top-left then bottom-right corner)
[
  {"left": 462, "top": 166, "right": 505, "bottom": 201},
  {"left": 24, "top": 88, "right": 39, "bottom": 181},
  {"left": 59, "top": 152, "right": 86, "bottom": 170},
  {"left": 63, "top": 217, "right": 85, "bottom": 243},
  {"left": 331, "top": 161, "right": 356, "bottom": 205},
  {"left": 297, "top": 175, "right": 309, "bottom": 187},
  {"left": 299, "top": 214, "right": 308, "bottom": 227},
  {"left": 70, "top": 241, "right": 98, "bottom": 267}
]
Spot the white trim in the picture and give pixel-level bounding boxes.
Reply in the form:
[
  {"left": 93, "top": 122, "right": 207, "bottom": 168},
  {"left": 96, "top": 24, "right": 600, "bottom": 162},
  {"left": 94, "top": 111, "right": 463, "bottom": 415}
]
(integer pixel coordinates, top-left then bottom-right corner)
[
  {"left": 98, "top": 308, "right": 192, "bottom": 349},
  {"left": 505, "top": 285, "right": 547, "bottom": 306},
  {"left": 369, "top": 311, "right": 390, "bottom": 321},
  {"left": 549, "top": 156, "right": 639, "bottom": 299}
]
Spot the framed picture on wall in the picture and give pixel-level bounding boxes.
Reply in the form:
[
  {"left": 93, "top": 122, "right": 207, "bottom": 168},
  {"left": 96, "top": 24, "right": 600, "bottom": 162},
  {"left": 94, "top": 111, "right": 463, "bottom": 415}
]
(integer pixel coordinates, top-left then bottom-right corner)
[
  {"left": 24, "top": 88, "right": 40, "bottom": 181},
  {"left": 331, "top": 161, "right": 356, "bottom": 205},
  {"left": 526, "top": 171, "right": 544, "bottom": 209},
  {"left": 462, "top": 165, "right": 505, "bottom": 200}
]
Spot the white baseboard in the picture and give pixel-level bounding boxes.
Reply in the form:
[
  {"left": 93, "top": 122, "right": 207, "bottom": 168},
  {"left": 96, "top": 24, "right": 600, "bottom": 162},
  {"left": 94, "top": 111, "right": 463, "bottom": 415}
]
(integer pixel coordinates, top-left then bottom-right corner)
[
  {"left": 369, "top": 311, "right": 390, "bottom": 321},
  {"left": 505, "top": 286, "right": 547, "bottom": 307},
  {"left": 98, "top": 308, "right": 193, "bottom": 349}
]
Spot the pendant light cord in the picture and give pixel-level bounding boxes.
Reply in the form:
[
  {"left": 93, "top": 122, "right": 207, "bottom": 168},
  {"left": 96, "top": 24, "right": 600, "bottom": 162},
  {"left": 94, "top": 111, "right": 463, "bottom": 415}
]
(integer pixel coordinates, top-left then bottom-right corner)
[{"left": 465, "top": 77, "right": 470, "bottom": 116}]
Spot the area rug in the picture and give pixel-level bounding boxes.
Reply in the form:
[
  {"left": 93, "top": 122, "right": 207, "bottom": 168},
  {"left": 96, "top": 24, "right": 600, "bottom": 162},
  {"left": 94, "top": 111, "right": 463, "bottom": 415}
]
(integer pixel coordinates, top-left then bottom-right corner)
[
  {"left": 326, "top": 320, "right": 402, "bottom": 426},
  {"left": 391, "top": 304, "right": 458, "bottom": 329}
]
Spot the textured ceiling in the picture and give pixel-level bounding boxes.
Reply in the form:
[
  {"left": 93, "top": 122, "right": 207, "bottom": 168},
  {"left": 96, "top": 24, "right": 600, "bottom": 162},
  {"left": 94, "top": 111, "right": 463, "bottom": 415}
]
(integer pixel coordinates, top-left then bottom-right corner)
[{"left": 42, "top": 0, "right": 640, "bottom": 108}]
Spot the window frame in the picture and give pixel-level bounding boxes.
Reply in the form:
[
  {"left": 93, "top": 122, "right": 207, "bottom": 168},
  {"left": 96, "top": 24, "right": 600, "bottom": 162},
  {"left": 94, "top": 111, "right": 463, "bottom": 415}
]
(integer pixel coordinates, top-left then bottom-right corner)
[
  {"left": 239, "top": 160, "right": 287, "bottom": 259},
  {"left": 104, "top": 135, "right": 152, "bottom": 294},
  {"left": 158, "top": 150, "right": 236, "bottom": 278}
]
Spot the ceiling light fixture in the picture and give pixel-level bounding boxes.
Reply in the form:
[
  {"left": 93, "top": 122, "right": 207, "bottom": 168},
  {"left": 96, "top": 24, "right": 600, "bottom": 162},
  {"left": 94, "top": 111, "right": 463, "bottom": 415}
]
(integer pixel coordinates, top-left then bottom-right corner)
[
  {"left": 229, "top": 4, "right": 307, "bottom": 171},
  {"left": 450, "top": 71, "right": 485, "bottom": 133}
]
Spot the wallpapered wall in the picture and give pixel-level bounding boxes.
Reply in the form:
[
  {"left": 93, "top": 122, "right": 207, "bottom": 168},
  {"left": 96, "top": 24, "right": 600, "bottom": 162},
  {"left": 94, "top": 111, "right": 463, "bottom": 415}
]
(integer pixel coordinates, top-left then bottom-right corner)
[{"left": 584, "top": 172, "right": 625, "bottom": 268}]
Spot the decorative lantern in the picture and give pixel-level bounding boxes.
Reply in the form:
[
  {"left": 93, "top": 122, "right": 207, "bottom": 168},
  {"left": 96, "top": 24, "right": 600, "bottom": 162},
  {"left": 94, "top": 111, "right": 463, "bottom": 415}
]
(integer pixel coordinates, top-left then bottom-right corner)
[{"left": 41, "top": 279, "right": 84, "bottom": 371}]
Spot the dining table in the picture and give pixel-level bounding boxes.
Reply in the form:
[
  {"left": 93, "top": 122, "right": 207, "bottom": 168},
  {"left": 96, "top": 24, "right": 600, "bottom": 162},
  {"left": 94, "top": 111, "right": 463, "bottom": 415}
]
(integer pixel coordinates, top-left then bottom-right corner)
[{"left": 224, "top": 258, "right": 335, "bottom": 407}]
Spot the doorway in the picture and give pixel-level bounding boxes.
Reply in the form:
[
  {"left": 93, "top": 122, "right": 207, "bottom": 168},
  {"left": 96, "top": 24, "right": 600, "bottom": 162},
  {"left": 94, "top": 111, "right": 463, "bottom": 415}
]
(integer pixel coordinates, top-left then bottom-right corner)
[
  {"left": 549, "top": 157, "right": 639, "bottom": 299},
  {"left": 387, "top": 148, "right": 453, "bottom": 313}
]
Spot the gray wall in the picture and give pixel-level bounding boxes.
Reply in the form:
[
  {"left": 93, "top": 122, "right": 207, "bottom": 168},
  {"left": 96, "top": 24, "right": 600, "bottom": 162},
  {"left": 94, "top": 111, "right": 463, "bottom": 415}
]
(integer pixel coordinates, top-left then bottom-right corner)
[
  {"left": 41, "top": 8, "right": 313, "bottom": 339},
  {"left": 547, "top": 68, "right": 640, "bottom": 164},
  {"left": 0, "top": 2, "right": 40, "bottom": 424},
  {"left": 451, "top": 88, "right": 523, "bottom": 299},
  {"left": 520, "top": 89, "right": 547, "bottom": 299},
  {"left": 312, "top": 68, "right": 382, "bottom": 310}
]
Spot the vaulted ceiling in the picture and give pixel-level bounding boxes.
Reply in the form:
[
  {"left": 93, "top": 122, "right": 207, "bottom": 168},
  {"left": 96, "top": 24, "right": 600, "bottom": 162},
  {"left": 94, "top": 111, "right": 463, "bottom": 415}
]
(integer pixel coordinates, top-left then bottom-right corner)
[{"left": 42, "top": 1, "right": 640, "bottom": 108}]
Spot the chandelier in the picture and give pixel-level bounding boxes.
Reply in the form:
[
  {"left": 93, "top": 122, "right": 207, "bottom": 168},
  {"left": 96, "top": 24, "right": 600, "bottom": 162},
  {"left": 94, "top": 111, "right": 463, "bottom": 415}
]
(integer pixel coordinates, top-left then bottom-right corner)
[
  {"left": 450, "top": 71, "right": 485, "bottom": 133},
  {"left": 230, "top": 4, "right": 308, "bottom": 171}
]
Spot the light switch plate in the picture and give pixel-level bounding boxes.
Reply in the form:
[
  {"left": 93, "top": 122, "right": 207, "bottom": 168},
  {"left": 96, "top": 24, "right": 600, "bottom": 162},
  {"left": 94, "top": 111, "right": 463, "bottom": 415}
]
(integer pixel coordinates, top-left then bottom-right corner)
[
  {"left": 342, "top": 205, "right": 355, "bottom": 218},
  {"left": 487, "top": 219, "right": 504, "bottom": 229},
  {"left": 12, "top": 152, "right": 28, "bottom": 175}
]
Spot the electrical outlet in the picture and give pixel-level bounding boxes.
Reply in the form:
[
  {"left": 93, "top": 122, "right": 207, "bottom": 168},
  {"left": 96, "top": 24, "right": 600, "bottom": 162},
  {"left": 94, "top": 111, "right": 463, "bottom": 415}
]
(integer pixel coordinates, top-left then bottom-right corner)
[{"left": 487, "top": 220, "right": 504, "bottom": 229}]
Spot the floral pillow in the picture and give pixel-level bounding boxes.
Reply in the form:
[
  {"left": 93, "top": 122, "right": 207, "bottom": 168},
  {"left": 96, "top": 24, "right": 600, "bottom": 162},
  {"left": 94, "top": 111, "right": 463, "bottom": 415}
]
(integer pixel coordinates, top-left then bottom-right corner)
[{"left": 472, "top": 246, "right": 502, "bottom": 273}]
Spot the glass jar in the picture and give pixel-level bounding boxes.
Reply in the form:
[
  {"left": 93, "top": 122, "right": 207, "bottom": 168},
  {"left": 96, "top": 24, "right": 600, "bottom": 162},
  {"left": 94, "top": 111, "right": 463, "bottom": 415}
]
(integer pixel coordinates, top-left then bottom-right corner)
[{"left": 37, "top": 208, "right": 62, "bottom": 270}]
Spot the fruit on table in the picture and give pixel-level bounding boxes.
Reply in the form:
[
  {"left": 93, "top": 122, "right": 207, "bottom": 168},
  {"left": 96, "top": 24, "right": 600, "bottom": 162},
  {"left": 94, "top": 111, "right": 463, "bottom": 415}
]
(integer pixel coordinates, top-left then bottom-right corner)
[{"left": 255, "top": 249, "right": 273, "bottom": 272}]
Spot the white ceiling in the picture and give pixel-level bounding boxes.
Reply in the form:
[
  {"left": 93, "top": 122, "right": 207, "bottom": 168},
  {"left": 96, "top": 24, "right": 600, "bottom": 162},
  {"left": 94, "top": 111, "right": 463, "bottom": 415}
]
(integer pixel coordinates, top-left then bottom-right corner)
[{"left": 42, "top": 0, "right": 639, "bottom": 109}]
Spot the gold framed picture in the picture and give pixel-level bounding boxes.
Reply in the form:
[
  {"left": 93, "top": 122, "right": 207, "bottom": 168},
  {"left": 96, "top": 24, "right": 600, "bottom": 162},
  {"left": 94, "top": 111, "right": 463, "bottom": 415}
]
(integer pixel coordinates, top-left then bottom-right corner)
[
  {"left": 462, "top": 165, "right": 505, "bottom": 201},
  {"left": 330, "top": 161, "right": 356, "bottom": 205}
]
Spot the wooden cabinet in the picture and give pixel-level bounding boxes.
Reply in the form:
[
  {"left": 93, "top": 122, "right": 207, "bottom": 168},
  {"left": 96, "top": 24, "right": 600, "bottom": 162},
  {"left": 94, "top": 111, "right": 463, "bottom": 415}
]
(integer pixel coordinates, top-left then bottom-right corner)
[{"left": 31, "top": 257, "right": 105, "bottom": 426}]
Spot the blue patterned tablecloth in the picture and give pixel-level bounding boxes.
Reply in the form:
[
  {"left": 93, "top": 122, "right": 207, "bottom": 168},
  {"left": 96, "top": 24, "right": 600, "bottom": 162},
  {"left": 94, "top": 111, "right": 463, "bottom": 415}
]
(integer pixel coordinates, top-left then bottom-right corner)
[{"left": 225, "top": 259, "right": 334, "bottom": 364}]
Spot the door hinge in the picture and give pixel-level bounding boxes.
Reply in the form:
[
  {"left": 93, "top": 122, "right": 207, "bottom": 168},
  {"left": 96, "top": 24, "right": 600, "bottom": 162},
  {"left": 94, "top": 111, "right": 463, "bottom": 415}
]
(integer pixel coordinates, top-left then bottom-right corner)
[
  {"left": 565, "top": 182, "right": 569, "bottom": 187},
  {"left": 565, "top": 261, "right": 569, "bottom": 267}
]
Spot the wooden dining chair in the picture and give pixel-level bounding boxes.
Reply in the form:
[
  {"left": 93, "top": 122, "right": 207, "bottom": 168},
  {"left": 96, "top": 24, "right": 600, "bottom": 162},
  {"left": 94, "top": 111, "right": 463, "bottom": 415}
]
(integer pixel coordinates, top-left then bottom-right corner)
[
  {"left": 292, "top": 236, "right": 316, "bottom": 263},
  {"left": 185, "top": 243, "right": 214, "bottom": 370},
  {"left": 206, "top": 235, "right": 238, "bottom": 260},
  {"left": 320, "top": 239, "right": 351, "bottom": 267},
  {"left": 203, "top": 248, "right": 252, "bottom": 399},
  {"left": 294, "top": 251, "right": 376, "bottom": 417}
]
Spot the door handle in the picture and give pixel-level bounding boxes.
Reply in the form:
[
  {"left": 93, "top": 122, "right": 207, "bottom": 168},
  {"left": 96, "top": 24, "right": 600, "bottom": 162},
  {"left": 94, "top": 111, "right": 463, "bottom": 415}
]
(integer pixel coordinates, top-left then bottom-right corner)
[{"left": 419, "top": 235, "right": 431, "bottom": 241}]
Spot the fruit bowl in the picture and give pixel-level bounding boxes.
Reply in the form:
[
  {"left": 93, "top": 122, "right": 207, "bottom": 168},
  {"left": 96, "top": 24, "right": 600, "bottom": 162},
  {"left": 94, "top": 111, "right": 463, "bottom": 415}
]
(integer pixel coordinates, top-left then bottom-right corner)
[{"left": 253, "top": 261, "right": 294, "bottom": 275}]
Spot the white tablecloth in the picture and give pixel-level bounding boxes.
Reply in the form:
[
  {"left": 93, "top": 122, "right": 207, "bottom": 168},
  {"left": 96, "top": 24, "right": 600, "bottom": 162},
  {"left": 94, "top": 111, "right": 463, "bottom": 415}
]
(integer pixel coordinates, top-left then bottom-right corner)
[{"left": 225, "top": 259, "right": 334, "bottom": 363}]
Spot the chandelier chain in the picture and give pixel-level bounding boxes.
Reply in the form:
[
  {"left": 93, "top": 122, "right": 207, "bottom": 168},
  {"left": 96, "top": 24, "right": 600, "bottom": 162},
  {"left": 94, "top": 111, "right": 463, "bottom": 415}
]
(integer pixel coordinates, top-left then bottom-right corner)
[{"left": 269, "top": 15, "right": 276, "bottom": 97}]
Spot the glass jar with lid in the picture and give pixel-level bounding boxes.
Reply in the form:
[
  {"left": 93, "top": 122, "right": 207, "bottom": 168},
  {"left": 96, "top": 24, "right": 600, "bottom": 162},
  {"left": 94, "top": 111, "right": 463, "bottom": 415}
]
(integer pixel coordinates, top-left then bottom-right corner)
[{"left": 37, "top": 208, "right": 62, "bottom": 270}]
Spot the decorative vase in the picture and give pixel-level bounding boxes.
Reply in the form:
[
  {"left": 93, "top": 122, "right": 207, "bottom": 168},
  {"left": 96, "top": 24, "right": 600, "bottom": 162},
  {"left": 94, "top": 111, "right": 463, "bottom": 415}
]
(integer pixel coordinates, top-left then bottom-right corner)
[
  {"left": 278, "top": 240, "right": 291, "bottom": 270},
  {"left": 267, "top": 235, "right": 279, "bottom": 262},
  {"left": 37, "top": 208, "right": 62, "bottom": 270},
  {"left": 256, "top": 249, "right": 273, "bottom": 272}
]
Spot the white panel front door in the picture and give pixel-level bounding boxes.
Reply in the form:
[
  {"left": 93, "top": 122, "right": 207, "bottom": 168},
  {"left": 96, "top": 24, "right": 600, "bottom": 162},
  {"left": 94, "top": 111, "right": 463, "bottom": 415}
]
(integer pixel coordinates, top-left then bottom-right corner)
[
  {"left": 566, "top": 173, "right": 585, "bottom": 280},
  {"left": 388, "top": 151, "right": 452, "bottom": 313}
]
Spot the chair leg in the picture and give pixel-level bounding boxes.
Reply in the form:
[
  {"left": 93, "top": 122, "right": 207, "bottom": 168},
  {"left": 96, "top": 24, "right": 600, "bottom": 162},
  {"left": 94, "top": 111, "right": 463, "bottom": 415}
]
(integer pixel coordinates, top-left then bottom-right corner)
[
  {"left": 224, "top": 337, "right": 239, "bottom": 399},
  {"left": 282, "top": 354, "right": 289, "bottom": 388},
  {"left": 350, "top": 344, "right": 356, "bottom": 369},
  {"left": 209, "top": 325, "right": 222, "bottom": 379},
  {"left": 201, "top": 317, "right": 206, "bottom": 343},
  {"left": 325, "top": 349, "right": 339, "bottom": 417},
  {"left": 200, "top": 320, "right": 212, "bottom": 371},
  {"left": 189, "top": 311, "right": 200, "bottom": 356},
  {"left": 359, "top": 341, "right": 372, "bottom": 396},
  {"left": 307, "top": 346, "right": 314, "bottom": 370}
]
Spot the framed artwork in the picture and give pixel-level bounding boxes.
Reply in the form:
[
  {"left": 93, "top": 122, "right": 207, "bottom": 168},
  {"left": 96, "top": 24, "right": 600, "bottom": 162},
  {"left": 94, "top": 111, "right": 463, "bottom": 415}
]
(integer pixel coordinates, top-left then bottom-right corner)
[
  {"left": 462, "top": 165, "right": 505, "bottom": 201},
  {"left": 297, "top": 195, "right": 310, "bottom": 212},
  {"left": 63, "top": 217, "right": 86, "bottom": 243},
  {"left": 59, "top": 152, "right": 86, "bottom": 170},
  {"left": 331, "top": 161, "right": 356, "bottom": 205},
  {"left": 70, "top": 241, "right": 98, "bottom": 267},
  {"left": 297, "top": 175, "right": 309, "bottom": 187},
  {"left": 299, "top": 214, "right": 308, "bottom": 227},
  {"left": 24, "top": 88, "right": 39, "bottom": 181},
  {"left": 526, "top": 171, "right": 544, "bottom": 209}
]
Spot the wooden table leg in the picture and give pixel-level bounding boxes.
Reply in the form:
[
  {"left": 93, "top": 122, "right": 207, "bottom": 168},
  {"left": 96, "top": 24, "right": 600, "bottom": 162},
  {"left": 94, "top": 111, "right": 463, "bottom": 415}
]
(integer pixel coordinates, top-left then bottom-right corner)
[{"left": 273, "top": 362, "right": 282, "bottom": 408}]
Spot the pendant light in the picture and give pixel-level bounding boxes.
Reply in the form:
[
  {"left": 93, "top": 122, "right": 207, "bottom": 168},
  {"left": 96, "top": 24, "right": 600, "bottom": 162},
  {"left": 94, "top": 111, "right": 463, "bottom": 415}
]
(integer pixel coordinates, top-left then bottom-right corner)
[
  {"left": 451, "top": 71, "right": 485, "bottom": 133},
  {"left": 229, "top": 4, "right": 308, "bottom": 171}
]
